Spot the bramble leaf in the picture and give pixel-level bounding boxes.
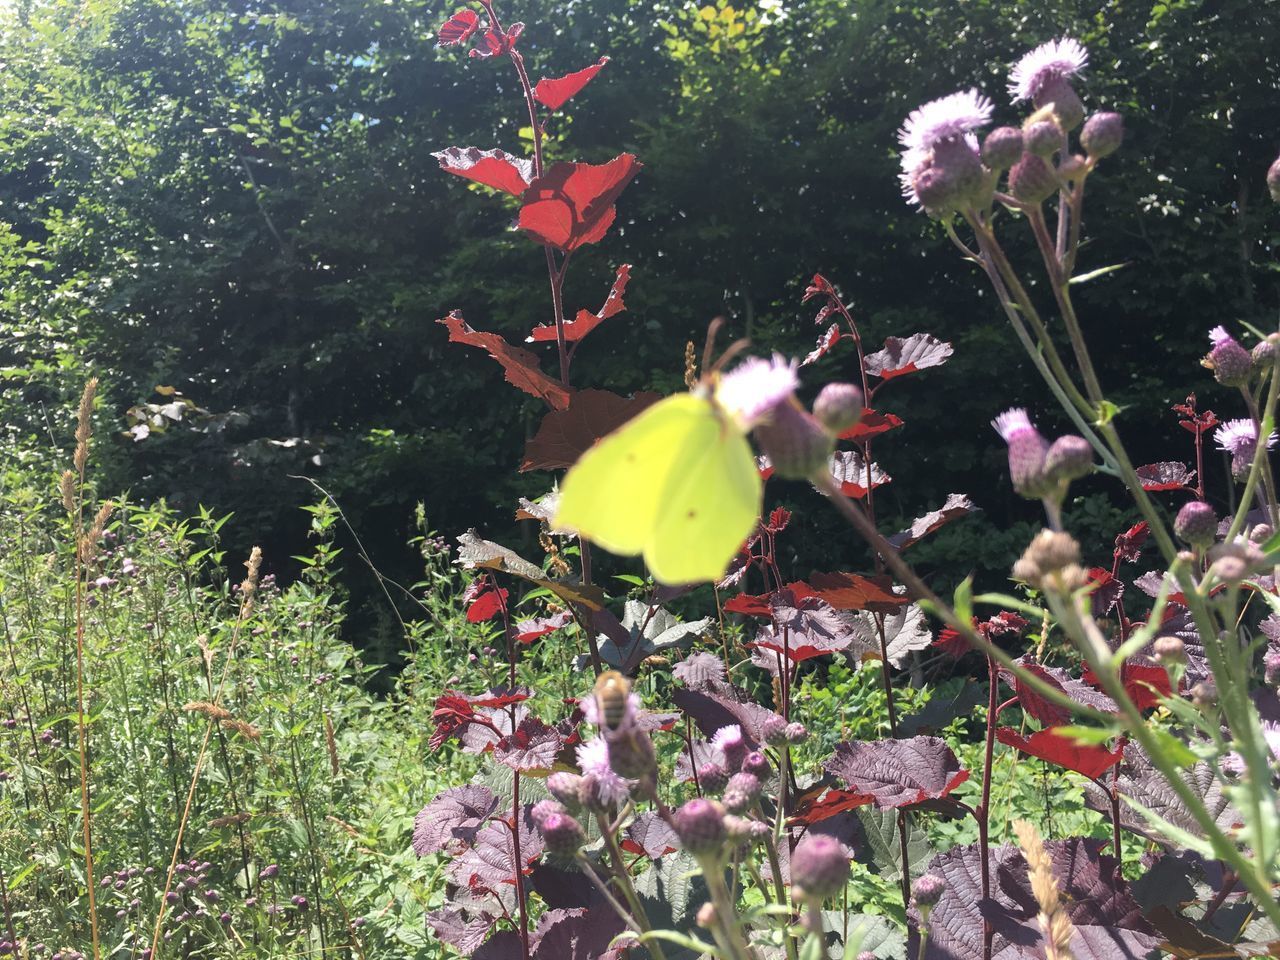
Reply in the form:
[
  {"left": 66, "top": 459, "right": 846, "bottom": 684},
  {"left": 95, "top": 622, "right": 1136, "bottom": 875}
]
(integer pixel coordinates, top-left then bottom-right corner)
[
  {"left": 1136, "top": 461, "right": 1196, "bottom": 492},
  {"left": 437, "top": 9, "right": 480, "bottom": 46},
  {"left": 996, "top": 726, "right": 1124, "bottom": 780},
  {"left": 493, "top": 716, "right": 562, "bottom": 773},
  {"left": 887, "top": 494, "right": 978, "bottom": 550},
  {"left": 412, "top": 785, "right": 500, "bottom": 856}
]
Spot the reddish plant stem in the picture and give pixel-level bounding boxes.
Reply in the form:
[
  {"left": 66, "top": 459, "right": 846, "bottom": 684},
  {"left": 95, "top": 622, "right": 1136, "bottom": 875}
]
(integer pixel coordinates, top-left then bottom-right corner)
[
  {"left": 495, "top": 587, "right": 531, "bottom": 960},
  {"left": 979, "top": 653, "right": 998, "bottom": 960}
]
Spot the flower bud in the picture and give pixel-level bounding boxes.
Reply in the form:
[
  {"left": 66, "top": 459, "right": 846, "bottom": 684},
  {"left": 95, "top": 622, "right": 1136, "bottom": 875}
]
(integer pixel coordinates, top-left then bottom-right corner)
[
  {"left": 912, "top": 136, "right": 988, "bottom": 216},
  {"left": 1034, "top": 76, "right": 1085, "bottom": 132},
  {"left": 1081, "top": 112, "right": 1123, "bottom": 159},
  {"left": 992, "top": 408, "right": 1053, "bottom": 498},
  {"left": 1250, "top": 524, "right": 1274, "bottom": 544},
  {"left": 724, "top": 815, "right": 770, "bottom": 843},
  {"left": 760, "top": 715, "right": 788, "bottom": 748},
  {"left": 1208, "top": 326, "right": 1252, "bottom": 387},
  {"left": 1024, "top": 118, "right": 1065, "bottom": 157},
  {"left": 1190, "top": 681, "right": 1217, "bottom": 710},
  {"left": 1057, "top": 153, "right": 1088, "bottom": 183},
  {"left": 538, "top": 812, "right": 586, "bottom": 863},
  {"left": 696, "top": 902, "right": 717, "bottom": 929},
  {"left": 784, "top": 722, "right": 809, "bottom": 745},
  {"left": 577, "top": 772, "right": 604, "bottom": 811},
  {"left": 546, "top": 772, "right": 584, "bottom": 811},
  {"left": 912, "top": 872, "right": 947, "bottom": 910},
  {"left": 981, "top": 126, "right": 1023, "bottom": 170},
  {"left": 1153, "top": 636, "right": 1184, "bottom": 665},
  {"left": 531, "top": 799, "right": 568, "bottom": 830},
  {"left": 1013, "top": 530, "right": 1085, "bottom": 590},
  {"left": 1264, "top": 649, "right": 1280, "bottom": 686},
  {"left": 1253, "top": 339, "right": 1276, "bottom": 375},
  {"left": 790, "top": 834, "right": 850, "bottom": 901},
  {"left": 753, "top": 402, "right": 834, "bottom": 481},
  {"left": 1008, "top": 153, "right": 1058, "bottom": 204},
  {"left": 674, "top": 798, "right": 727, "bottom": 857},
  {"left": 742, "top": 750, "right": 771, "bottom": 781},
  {"left": 605, "top": 727, "right": 656, "bottom": 782},
  {"left": 723, "top": 772, "right": 762, "bottom": 814},
  {"left": 813, "top": 383, "right": 863, "bottom": 435},
  {"left": 1269, "top": 155, "right": 1280, "bottom": 204},
  {"left": 1044, "top": 434, "right": 1093, "bottom": 483},
  {"left": 713, "top": 726, "right": 749, "bottom": 773},
  {"left": 1174, "top": 501, "right": 1217, "bottom": 549},
  {"left": 857, "top": 954, "right": 877, "bottom": 960},
  {"left": 697, "top": 762, "right": 728, "bottom": 794},
  {"left": 1209, "top": 541, "right": 1264, "bottom": 582}
]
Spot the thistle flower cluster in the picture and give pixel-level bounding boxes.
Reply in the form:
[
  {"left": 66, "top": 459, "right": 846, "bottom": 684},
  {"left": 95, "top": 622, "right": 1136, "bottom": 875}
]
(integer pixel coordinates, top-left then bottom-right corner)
[
  {"left": 991, "top": 408, "right": 1093, "bottom": 502},
  {"left": 900, "top": 38, "right": 1123, "bottom": 217}
]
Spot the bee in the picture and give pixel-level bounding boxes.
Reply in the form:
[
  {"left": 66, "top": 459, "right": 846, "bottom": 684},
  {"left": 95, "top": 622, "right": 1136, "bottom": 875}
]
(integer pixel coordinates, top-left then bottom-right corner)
[{"left": 593, "top": 670, "right": 631, "bottom": 731}]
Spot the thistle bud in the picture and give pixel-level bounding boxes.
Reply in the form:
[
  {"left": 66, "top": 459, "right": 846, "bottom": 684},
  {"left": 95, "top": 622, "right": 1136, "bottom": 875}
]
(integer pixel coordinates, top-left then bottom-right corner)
[
  {"left": 546, "top": 772, "right": 584, "bottom": 811},
  {"left": 697, "top": 762, "right": 728, "bottom": 794},
  {"left": 981, "top": 126, "right": 1023, "bottom": 170},
  {"left": 992, "top": 408, "right": 1053, "bottom": 498},
  {"left": 1249, "top": 524, "right": 1273, "bottom": 544},
  {"left": 813, "top": 383, "right": 863, "bottom": 435},
  {"left": 1190, "top": 681, "right": 1218, "bottom": 710},
  {"left": 722, "top": 772, "right": 762, "bottom": 814},
  {"left": 696, "top": 902, "right": 717, "bottom": 929},
  {"left": 1253, "top": 339, "right": 1275, "bottom": 374},
  {"left": 1081, "top": 112, "right": 1123, "bottom": 159},
  {"left": 1044, "top": 434, "right": 1093, "bottom": 483},
  {"left": 724, "top": 815, "right": 770, "bottom": 843},
  {"left": 1034, "top": 75, "right": 1085, "bottom": 132},
  {"left": 1209, "top": 541, "right": 1264, "bottom": 582},
  {"left": 713, "top": 726, "right": 749, "bottom": 773},
  {"left": 1208, "top": 326, "right": 1252, "bottom": 387},
  {"left": 1024, "top": 118, "right": 1066, "bottom": 157},
  {"left": 742, "top": 750, "right": 771, "bottom": 781},
  {"left": 912, "top": 873, "right": 947, "bottom": 911},
  {"left": 760, "top": 714, "right": 788, "bottom": 748},
  {"left": 784, "top": 722, "right": 809, "bottom": 745},
  {"left": 538, "top": 813, "right": 586, "bottom": 863},
  {"left": 857, "top": 954, "right": 877, "bottom": 960},
  {"left": 1057, "top": 153, "right": 1087, "bottom": 183},
  {"left": 531, "top": 799, "right": 568, "bottom": 830},
  {"left": 1153, "top": 636, "right": 1184, "bottom": 665},
  {"left": 1008, "top": 153, "right": 1058, "bottom": 204},
  {"left": 1013, "top": 529, "right": 1085, "bottom": 590},
  {"left": 753, "top": 402, "right": 834, "bottom": 481},
  {"left": 1264, "top": 649, "right": 1280, "bottom": 686},
  {"left": 1269, "top": 155, "right": 1280, "bottom": 204},
  {"left": 790, "top": 834, "right": 851, "bottom": 901},
  {"left": 1174, "top": 501, "right": 1217, "bottom": 549},
  {"left": 912, "top": 136, "right": 988, "bottom": 216},
  {"left": 674, "top": 798, "right": 727, "bottom": 857}
]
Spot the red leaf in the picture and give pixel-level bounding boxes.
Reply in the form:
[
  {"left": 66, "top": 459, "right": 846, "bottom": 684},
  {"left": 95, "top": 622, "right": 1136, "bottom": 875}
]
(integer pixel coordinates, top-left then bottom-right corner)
[
  {"left": 437, "top": 8, "right": 480, "bottom": 46},
  {"left": 724, "top": 593, "right": 774, "bottom": 617},
  {"left": 828, "top": 450, "right": 891, "bottom": 498},
  {"left": 802, "top": 273, "right": 836, "bottom": 303},
  {"left": 790, "top": 787, "right": 876, "bottom": 825},
  {"left": 825, "top": 736, "right": 969, "bottom": 809},
  {"left": 514, "top": 610, "right": 573, "bottom": 644},
  {"left": 520, "top": 389, "right": 661, "bottom": 472},
  {"left": 493, "top": 716, "right": 562, "bottom": 773},
  {"left": 1086, "top": 567, "right": 1124, "bottom": 617},
  {"left": 864, "top": 333, "right": 953, "bottom": 380},
  {"left": 1136, "top": 461, "right": 1195, "bottom": 492},
  {"left": 838, "top": 408, "right": 903, "bottom": 442},
  {"left": 468, "top": 22, "right": 523, "bottom": 59},
  {"left": 466, "top": 585, "right": 508, "bottom": 623},
  {"left": 533, "top": 56, "right": 610, "bottom": 111},
  {"left": 1006, "top": 663, "right": 1072, "bottom": 727},
  {"left": 438, "top": 311, "right": 571, "bottom": 410},
  {"left": 750, "top": 594, "right": 856, "bottom": 663},
  {"left": 756, "top": 455, "right": 774, "bottom": 481},
  {"left": 996, "top": 727, "right": 1124, "bottom": 781},
  {"left": 434, "top": 146, "right": 534, "bottom": 197},
  {"left": 887, "top": 493, "right": 977, "bottom": 550},
  {"left": 934, "top": 626, "right": 970, "bottom": 659},
  {"left": 766, "top": 506, "right": 791, "bottom": 532},
  {"left": 806, "top": 571, "right": 907, "bottom": 613},
  {"left": 1114, "top": 522, "right": 1149, "bottom": 563},
  {"left": 1084, "top": 662, "right": 1176, "bottom": 712},
  {"left": 518, "top": 155, "right": 641, "bottom": 251},
  {"left": 528, "top": 264, "right": 631, "bottom": 343},
  {"left": 801, "top": 323, "right": 845, "bottom": 366}
]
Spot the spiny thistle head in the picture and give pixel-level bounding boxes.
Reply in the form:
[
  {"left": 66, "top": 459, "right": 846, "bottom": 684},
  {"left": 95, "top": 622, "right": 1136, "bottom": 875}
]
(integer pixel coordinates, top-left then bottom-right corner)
[
  {"left": 716, "top": 354, "right": 799, "bottom": 431},
  {"left": 530, "top": 799, "right": 568, "bottom": 830},
  {"left": 712, "top": 724, "right": 749, "bottom": 773},
  {"left": 1207, "top": 326, "right": 1253, "bottom": 387},
  {"left": 1252, "top": 338, "right": 1276, "bottom": 374},
  {"left": 1215, "top": 418, "right": 1277, "bottom": 480},
  {"left": 697, "top": 762, "right": 729, "bottom": 794},
  {"left": 724, "top": 814, "right": 770, "bottom": 844},
  {"left": 673, "top": 798, "right": 727, "bottom": 857},
  {"left": 992, "top": 408, "right": 1053, "bottom": 498},
  {"left": 1009, "top": 38, "right": 1088, "bottom": 105},
  {"left": 1174, "top": 501, "right": 1217, "bottom": 549},
  {"left": 760, "top": 714, "right": 789, "bottom": 748},
  {"left": 1023, "top": 116, "right": 1066, "bottom": 157},
  {"left": 790, "top": 834, "right": 851, "bottom": 901},
  {"left": 722, "top": 772, "right": 762, "bottom": 814},
  {"left": 575, "top": 738, "right": 632, "bottom": 808},
  {"left": 1044, "top": 434, "right": 1093, "bottom": 484},
  {"left": 813, "top": 382, "right": 863, "bottom": 435},
  {"left": 899, "top": 89, "right": 994, "bottom": 153},
  {"left": 902, "top": 136, "right": 987, "bottom": 215},
  {"left": 1208, "top": 540, "right": 1265, "bottom": 583},
  {"left": 1081, "top": 112, "right": 1124, "bottom": 159},
  {"left": 981, "top": 126, "right": 1024, "bottom": 170},
  {"left": 741, "top": 750, "right": 771, "bottom": 780},
  {"left": 1008, "top": 152, "right": 1058, "bottom": 205},
  {"left": 1034, "top": 74, "right": 1085, "bottom": 131},
  {"left": 753, "top": 401, "right": 834, "bottom": 480},
  {"left": 546, "top": 772, "right": 584, "bottom": 811},
  {"left": 784, "top": 721, "right": 809, "bottom": 745},
  {"left": 912, "top": 873, "right": 947, "bottom": 911},
  {"left": 538, "top": 812, "right": 586, "bottom": 864}
]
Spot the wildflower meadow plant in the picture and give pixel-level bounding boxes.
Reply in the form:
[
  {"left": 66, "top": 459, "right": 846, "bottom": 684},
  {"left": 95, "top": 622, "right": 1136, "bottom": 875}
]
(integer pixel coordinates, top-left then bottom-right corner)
[{"left": 415, "top": 8, "right": 1280, "bottom": 960}]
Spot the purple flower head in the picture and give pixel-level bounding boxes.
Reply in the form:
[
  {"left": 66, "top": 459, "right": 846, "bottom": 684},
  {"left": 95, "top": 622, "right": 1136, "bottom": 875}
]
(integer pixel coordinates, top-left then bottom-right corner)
[
  {"left": 715, "top": 354, "right": 799, "bottom": 430},
  {"left": 1008, "top": 38, "right": 1087, "bottom": 103},
  {"left": 992, "top": 408, "right": 1053, "bottom": 498},
  {"left": 898, "top": 89, "right": 993, "bottom": 153},
  {"left": 1214, "top": 418, "right": 1276, "bottom": 456},
  {"left": 790, "top": 834, "right": 851, "bottom": 900},
  {"left": 1209, "top": 325, "right": 1234, "bottom": 348},
  {"left": 711, "top": 724, "right": 749, "bottom": 773},
  {"left": 575, "top": 737, "right": 633, "bottom": 807}
]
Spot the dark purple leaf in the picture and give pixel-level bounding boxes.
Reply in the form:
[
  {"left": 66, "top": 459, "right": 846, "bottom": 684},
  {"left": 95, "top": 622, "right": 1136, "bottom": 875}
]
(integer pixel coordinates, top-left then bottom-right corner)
[
  {"left": 531, "top": 906, "right": 627, "bottom": 960},
  {"left": 527, "top": 862, "right": 606, "bottom": 911},
  {"left": 460, "top": 703, "right": 529, "bottom": 754},
  {"left": 673, "top": 736, "right": 722, "bottom": 784},
  {"left": 412, "top": 785, "right": 500, "bottom": 857},
  {"left": 825, "top": 736, "right": 969, "bottom": 809},
  {"left": 1136, "top": 461, "right": 1196, "bottom": 492},
  {"left": 472, "top": 931, "right": 523, "bottom": 960},
  {"left": 493, "top": 716, "right": 562, "bottom": 772},
  {"left": 447, "top": 806, "right": 545, "bottom": 896},
  {"left": 802, "top": 323, "right": 845, "bottom": 366},
  {"left": 1114, "top": 522, "right": 1150, "bottom": 563},
  {"left": 908, "top": 839, "right": 1160, "bottom": 960},
  {"left": 1087, "top": 567, "right": 1124, "bottom": 618},
  {"left": 999, "top": 662, "right": 1072, "bottom": 727},
  {"left": 520, "top": 389, "right": 660, "bottom": 472},
  {"left": 623, "top": 812, "right": 680, "bottom": 859},
  {"left": 427, "top": 907, "right": 496, "bottom": 956},
  {"left": 886, "top": 494, "right": 978, "bottom": 550},
  {"left": 671, "top": 681, "right": 783, "bottom": 745},
  {"left": 848, "top": 603, "right": 932, "bottom": 668},
  {"left": 751, "top": 593, "right": 857, "bottom": 663},
  {"left": 864, "top": 333, "right": 954, "bottom": 380},
  {"left": 672, "top": 651, "right": 726, "bottom": 687},
  {"left": 828, "top": 450, "right": 891, "bottom": 498}
]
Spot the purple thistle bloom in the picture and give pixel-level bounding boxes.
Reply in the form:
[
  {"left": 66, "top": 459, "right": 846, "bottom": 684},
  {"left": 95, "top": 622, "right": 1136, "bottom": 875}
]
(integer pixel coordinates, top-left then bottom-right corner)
[
  {"left": 715, "top": 354, "right": 799, "bottom": 430},
  {"left": 575, "top": 737, "right": 632, "bottom": 807},
  {"left": 992, "top": 408, "right": 1053, "bottom": 498},
  {"left": 1215, "top": 418, "right": 1276, "bottom": 457},
  {"left": 1008, "top": 38, "right": 1088, "bottom": 103},
  {"left": 898, "top": 89, "right": 993, "bottom": 153}
]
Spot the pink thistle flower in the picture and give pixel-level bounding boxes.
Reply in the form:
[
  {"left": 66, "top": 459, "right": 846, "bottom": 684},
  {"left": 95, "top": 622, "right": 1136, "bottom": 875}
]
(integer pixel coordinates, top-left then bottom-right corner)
[
  {"left": 1223, "top": 720, "right": 1280, "bottom": 774},
  {"left": 1008, "top": 38, "right": 1088, "bottom": 103},
  {"left": 575, "top": 737, "right": 633, "bottom": 807},
  {"left": 992, "top": 408, "right": 1055, "bottom": 498},
  {"left": 898, "top": 90, "right": 993, "bottom": 153},
  {"left": 715, "top": 354, "right": 799, "bottom": 430},
  {"left": 1214, "top": 418, "right": 1276, "bottom": 456},
  {"left": 1208, "top": 326, "right": 1233, "bottom": 347}
]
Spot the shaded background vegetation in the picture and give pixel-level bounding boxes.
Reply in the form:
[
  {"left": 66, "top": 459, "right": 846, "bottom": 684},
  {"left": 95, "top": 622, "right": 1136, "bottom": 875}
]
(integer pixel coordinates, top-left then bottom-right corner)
[{"left": 1, "top": 0, "right": 1278, "bottom": 666}]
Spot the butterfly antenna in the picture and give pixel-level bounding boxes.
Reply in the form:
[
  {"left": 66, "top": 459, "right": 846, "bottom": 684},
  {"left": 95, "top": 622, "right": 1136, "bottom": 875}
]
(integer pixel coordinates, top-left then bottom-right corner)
[
  {"left": 701, "top": 316, "right": 725, "bottom": 378},
  {"left": 709, "top": 337, "right": 751, "bottom": 375}
]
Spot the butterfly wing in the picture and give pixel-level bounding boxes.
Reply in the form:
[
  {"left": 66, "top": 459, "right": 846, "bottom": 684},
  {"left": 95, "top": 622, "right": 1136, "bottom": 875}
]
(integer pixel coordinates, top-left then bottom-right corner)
[
  {"left": 644, "top": 413, "right": 762, "bottom": 585},
  {"left": 554, "top": 394, "right": 710, "bottom": 558}
]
